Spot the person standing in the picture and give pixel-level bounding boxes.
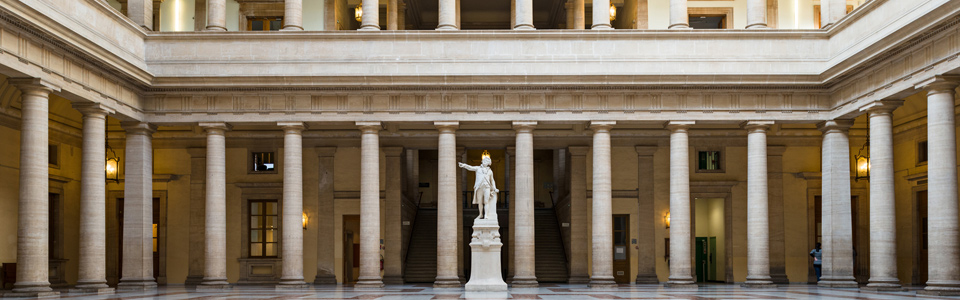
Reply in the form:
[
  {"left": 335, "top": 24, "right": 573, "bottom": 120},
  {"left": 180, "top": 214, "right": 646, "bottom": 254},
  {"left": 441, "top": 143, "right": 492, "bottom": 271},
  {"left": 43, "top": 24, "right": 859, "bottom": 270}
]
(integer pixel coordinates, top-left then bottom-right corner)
[{"left": 810, "top": 243, "right": 823, "bottom": 281}]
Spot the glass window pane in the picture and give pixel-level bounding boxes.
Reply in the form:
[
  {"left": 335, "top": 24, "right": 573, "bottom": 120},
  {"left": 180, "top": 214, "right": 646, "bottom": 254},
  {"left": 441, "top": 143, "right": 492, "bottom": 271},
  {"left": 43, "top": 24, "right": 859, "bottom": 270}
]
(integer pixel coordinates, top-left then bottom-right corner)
[
  {"left": 266, "top": 243, "right": 277, "bottom": 256},
  {"left": 267, "top": 202, "right": 278, "bottom": 215},
  {"left": 266, "top": 216, "right": 278, "bottom": 228},
  {"left": 251, "top": 216, "right": 262, "bottom": 228},
  {"left": 252, "top": 20, "right": 263, "bottom": 31},
  {"left": 251, "top": 230, "right": 262, "bottom": 242},
  {"left": 270, "top": 20, "right": 282, "bottom": 30},
  {"left": 265, "top": 229, "right": 277, "bottom": 242},
  {"left": 251, "top": 202, "right": 261, "bottom": 215},
  {"left": 251, "top": 243, "right": 263, "bottom": 257}
]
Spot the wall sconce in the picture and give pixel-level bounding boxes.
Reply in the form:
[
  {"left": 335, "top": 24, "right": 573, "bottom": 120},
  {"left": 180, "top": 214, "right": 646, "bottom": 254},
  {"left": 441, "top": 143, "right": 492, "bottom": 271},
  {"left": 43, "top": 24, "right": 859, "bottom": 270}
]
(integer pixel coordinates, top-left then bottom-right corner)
[
  {"left": 302, "top": 212, "right": 308, "bottom": 230},
  {"left": 854, "top": 137, "right": 870, "bottom": 182},
  {"left": 105, "top": 134, "right": 120, "bottom": 183},
  {"left": 664, "top": 211, "right": 670, "bottom": 229},
  {"left": 354, "top": 4, "right": 362, "bottom": 22},
  {"left": 609, "top": 4, "right": 617, "bottom": 21}
]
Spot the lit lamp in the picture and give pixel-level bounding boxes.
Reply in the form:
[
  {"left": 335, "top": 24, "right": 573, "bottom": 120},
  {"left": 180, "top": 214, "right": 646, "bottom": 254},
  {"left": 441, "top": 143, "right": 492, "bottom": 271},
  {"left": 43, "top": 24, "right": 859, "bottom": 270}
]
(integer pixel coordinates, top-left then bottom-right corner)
[
  {"left": 302, "top": 212, "right": 308, "bottom": 230},
  {"left": 105, "top": 137, "right": 120, "bottom": 183},
  {"left": 854, "top": 138, "right": 870, "bottom": 182},
  {"left": 609, "top": 4, "right": 617, "bottom": 21},
  {"left": 664, "top": 211, "right": 671, "bottom": 229},
  {"left": 355, "top": 4, "right": 362, "bottom": 22}
]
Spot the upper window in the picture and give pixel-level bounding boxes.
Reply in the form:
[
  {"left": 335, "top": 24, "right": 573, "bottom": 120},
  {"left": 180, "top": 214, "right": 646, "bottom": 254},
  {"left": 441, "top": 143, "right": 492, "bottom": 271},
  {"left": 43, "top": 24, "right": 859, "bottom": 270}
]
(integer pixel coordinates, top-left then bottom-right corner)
[
  {"left": 918, "top": 140, "right": 928, "bottom": 165},
  {"left": 250, "top": 200, "right": 279, "bottom": 257},
  {"left": 698, "top": 150, "right": 722, "bottom": 172},
  {"left": 252, "top": 152, "right": 276, "bottom": 173},
  {"left": 248, "top": 17, "right": 283, "bottom": 31},
  {"left": 48, "top": 144, "right": 59, "bottom": 168}
]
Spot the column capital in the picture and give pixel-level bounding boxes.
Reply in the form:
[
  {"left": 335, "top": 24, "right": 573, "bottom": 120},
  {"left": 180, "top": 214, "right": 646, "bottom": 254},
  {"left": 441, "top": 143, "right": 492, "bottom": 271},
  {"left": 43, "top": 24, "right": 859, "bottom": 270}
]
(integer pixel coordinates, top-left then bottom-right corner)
[
  {"left": 357, "top": 121, "right": 382, "bottom": 133},
  {"left": 915, "top": 75, "right": 960, "bottom": 95},
  {"left": 435, "top": 121, "right": 459, "bottom": 132},
  {"left": 187, "top": 147, "right": 206, "bottom": 158},
  {"left": 384, "top": 146, "right": 404, "bottom": 157},
  {"left": 72, "top": 103, "right": 115, "bottom": 118},
  {"left": 120, "top": 121, "right": 158, "bottom": 135},
  {"left": 8, "top": 77, "right": 60, "bottom": 94},
  {"left": 317, "top": 147, "right": 337, "bottom": 157},
  {"left": 278, "top": 121, "right": 307, "bottom": 133},
  {"left": 513, "top": 121, "right": 537, "bottom": 132},
  {"left": 741, "top": 120, "right": 775, "bottom": 132},
  {"left": 816, "top": 119, "right": 854, "bottom": 133},
  {"left": 590, "top": 121, "right": 616, "bottom": 131},
  {"left": 199, "top": 122, "right": 232, "bottom": 133},
  {"left": 635, "top": 145, "right": 657, "bottom": 156},
  {"left": 858, "top": 100, "right": 904, "bottom": 115},
  {"left": 664, "top": 120, "right": 695, "bottom": 131},
  {"left": 569, "top": 146, "right": 590, "bottom": 156}
]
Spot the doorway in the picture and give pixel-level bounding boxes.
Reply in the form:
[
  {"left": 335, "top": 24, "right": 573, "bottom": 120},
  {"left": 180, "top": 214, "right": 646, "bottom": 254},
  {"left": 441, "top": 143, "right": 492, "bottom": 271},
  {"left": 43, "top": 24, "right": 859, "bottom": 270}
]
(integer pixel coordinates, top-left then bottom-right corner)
[
  {"left": 694, "top": 198, "right": 724, "bottom": 283},
  {"left": 342, "top": 215, "right": 360, "bottom": 285},
  {"left": 916, "top": 190, "right": 928, "bottom": 285},
  {"left": 115, "top": 197, "right": 164, "bottom": 283},
  {"left": 613, "top": 215, "right": 630, "bottom": 283}
]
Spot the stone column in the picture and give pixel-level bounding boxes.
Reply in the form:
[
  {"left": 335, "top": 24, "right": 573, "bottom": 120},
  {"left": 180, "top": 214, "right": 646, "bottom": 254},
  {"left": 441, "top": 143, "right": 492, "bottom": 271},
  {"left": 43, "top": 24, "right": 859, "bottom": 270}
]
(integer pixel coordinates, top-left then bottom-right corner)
[
  {"left": 767, "top": 146, "right": 788, "bottom": 284},
  {"left": 567, "top": 146, "right": 590, "bottom": 284},
  {"left": 360, "top": 0, "right": 380, "bottom": 30},
  {"left": 277, "top": 122, "right": 309, "bottom": 289},
  {"left": 512, "top": 121, "right": 538, "bottom": 287},
  {"left": 573, "top": 0, "right": 584, "bottom": 29},
  {"left": 127, "top": 0, "right": 154, "bottom": 30},
  {"left": 635, "top": 145, "right": 658, "bottom": 284},
  {"left": 356, "top": 122, "right": 384, "bottom": 288},
  {"left": 384, "top": 147, "right": 404, "bottom": 284},
  {"left": 514, "top": 0, "right": 534, "bottom": 30},
  {"left": 398, "top": 1, "right": 407, "bottom": 30},
  {"left": 457, "top": 147, "right": 466, "bottom": 282},
  {"left": 185, "top": 148, "right": 206, "bottom": 286},
  {"left": 152, "top": 0, "right": 162, "bottom": 31},
  {"left": 8, "top": 80, "right": 57, "bottom": 297},
  {"left": 819, "top": 0, "right": 846, "bottom": 29},
  {"left": 437, "top": 0, "right": 457, "bottom": 30},
  {"left": 588, "top": 121, "right": 616, "bottom": 288},
  {"left": 323, "top": 0, "right": 336, "bottom": 30},
  {"left": 816, "top": 120, "right": 857, "bottom": 288},
  {"left": 746, "top": 0, "right": 767, "bottom": 29},
  {"left": 592, "top": 0, "right": 612, "bottom": 30},
  {"left": 118, "top": 122, "right": 158, "bottom": 291},
  {"left": 859, "top": 100, "right": 904, "bottom": 291},
  {"left": 199, "top": 122, "right": 231, "bottom": 289},
  {"left": 434, "top": 122, "right": 460, "bottom": 287},
  {"left": 564, "top": 1, "right": 574, "bottom": 29},
  {"left": 665, "top": 121, "right": 696, "bottom": 288},
  {"left": 314, "top": 147, "right": 338, "bottom": 284},
  {"left": 635, "top": 0, "right": 648, "bottom": 29},
  {"left": 506, "top": 147, "right": 516, "bottom": 280},
  {"left": 194, "top": 0, "right": 207, "bottom": 31},
  {"left": 282, "top": 0, "right": 304, "bottom": 30},
  {"left": 918, "top": 78, "right": 960, "bottom": 296},
  {"left": 669, "top": 0, "right": 689, "bottom": 29},
  {"left": 71, "top": 104, "right": 116, "bottom": 294},
  {"left": 743, "top": 121, "right": 775, "bottom": 288},
  {"left": 205, "top": 0, "right": 226, "bottom": 31},
  {"left": 387, "top": 0, "right": 398, "bottom": 30}
]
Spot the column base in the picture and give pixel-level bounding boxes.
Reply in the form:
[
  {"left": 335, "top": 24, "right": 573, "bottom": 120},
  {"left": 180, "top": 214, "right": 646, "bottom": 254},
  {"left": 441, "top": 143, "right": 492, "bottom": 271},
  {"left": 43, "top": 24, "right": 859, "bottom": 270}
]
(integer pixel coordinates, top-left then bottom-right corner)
[
  {"left": 741, "top": 282, "right": 777, "bottom": 289},
  {"left": 919, "top": 282, "right": 960, "bottom": 296},
  {"left": 434, "top": 277, "right": 462, "bottom": 288},
  {"left": 197, "top": 279, "right": 232, "bottom": 291},
  {"left": 664, "top": 278, "right": 698, "bottom": 289},
  {"left": 770, "top": 273, "right": 789, "bottom": 284},
  {"left": 383, "top": 275, "right": 405, "bottom": 285},
  {"left": 567, "top": 275, "right": 590, "bottom": 284},
  {"left": 184, "top": 275, "right": 204, "bottom": 286},
  {"left": 3, "top": 291, "right": 60, "bottom": 298},
  {"left": 69, "top": 282, "right": 115, "bottom": 295},
  {"left": 275, "top": 279, "right": 310, "bottom": 289},
  {"left": 510, "top": 276, "right": 539, "bottom": 288},
  {"left": 314, "top": 274, "right": 337, "bottom": 285},
  {"left": 635, "top": 274, "right": 659, "bottom": 284},
  {"left": 817, "top": 279, "right": 858, "bottom": 288},
  {"left": 354, "top": 279, "right": 385, "bottom": 289},
  {"left": 117, "top": 279, "right": 158, "bottom": 291}
]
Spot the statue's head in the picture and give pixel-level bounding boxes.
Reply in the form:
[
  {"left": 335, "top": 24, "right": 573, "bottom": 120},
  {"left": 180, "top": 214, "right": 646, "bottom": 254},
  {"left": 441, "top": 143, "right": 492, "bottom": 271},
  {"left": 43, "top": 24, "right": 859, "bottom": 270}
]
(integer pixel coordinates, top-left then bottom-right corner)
[{"left": 481, "top": 156, "right": 491, "bottom": 167}]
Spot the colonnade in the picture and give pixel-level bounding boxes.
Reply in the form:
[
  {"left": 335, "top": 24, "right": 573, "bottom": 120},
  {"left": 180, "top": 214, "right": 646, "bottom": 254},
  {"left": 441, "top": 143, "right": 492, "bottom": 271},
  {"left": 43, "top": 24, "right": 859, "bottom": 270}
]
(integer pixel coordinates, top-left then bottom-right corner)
[{"left": 6, "top": 77, "right": 960, "bottom": 296}]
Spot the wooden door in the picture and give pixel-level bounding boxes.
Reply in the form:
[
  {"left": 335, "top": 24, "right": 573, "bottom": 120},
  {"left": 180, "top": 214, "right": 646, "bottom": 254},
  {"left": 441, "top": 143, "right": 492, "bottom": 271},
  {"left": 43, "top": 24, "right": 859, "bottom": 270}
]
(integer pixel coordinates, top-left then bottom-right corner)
[{"left": 612, "top": 215, "right": 630, "bottom": 283}]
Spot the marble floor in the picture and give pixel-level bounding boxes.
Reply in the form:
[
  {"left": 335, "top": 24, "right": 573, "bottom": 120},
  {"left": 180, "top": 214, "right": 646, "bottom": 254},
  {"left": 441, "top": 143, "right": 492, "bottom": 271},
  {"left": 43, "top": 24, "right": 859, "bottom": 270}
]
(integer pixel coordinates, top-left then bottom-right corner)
[{"left": 5, "top": 284, "right": 959, "bottom": 299}]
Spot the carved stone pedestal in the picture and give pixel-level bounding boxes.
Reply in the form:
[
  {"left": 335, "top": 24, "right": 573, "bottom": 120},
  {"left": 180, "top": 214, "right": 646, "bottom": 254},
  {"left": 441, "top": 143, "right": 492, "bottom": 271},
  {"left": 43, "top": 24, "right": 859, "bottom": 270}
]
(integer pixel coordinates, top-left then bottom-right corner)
[{"left": 465, "top": 219, "right": 508, "bottom": 292}]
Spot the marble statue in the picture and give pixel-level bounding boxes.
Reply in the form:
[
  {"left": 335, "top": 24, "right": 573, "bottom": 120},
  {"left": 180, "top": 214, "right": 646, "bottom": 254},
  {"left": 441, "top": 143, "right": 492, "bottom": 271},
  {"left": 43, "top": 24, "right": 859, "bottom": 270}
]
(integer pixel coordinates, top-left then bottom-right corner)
[{"left": 458, "top": 151, "right": 499, "bottom": 220}]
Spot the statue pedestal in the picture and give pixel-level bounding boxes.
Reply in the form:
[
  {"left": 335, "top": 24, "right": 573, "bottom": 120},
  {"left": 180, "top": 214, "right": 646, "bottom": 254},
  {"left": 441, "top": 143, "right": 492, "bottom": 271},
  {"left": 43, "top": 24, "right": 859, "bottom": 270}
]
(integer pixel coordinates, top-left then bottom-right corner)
[{"left": 465, "top": 218, "right": 508, "bottom": 292}]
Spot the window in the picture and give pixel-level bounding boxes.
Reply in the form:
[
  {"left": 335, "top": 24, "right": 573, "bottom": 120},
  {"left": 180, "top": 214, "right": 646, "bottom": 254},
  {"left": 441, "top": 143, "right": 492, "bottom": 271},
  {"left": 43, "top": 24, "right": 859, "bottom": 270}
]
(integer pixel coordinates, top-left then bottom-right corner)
[
  {"left": 249, "top": 200, "right": 279, "bottom": 257},
  {"left": 918, "top": 140, "right": 928, "bottom": 165},
  {"left": 48, "top": 144, "right": 59, "bottom": 168},
  {"left": 698, "top": 151, "right": 722, "bottom": 171},
  {"left": 248, "top": 17, "right": 283, "bottom": 31},
  {"left": 252, "top": 152, "right": 276, "bottom": 173}
]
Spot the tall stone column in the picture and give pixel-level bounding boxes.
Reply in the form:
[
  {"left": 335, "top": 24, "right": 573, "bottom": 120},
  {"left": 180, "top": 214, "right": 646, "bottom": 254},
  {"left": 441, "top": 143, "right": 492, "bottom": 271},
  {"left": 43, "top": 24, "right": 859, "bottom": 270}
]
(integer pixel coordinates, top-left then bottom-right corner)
[
  {"left": 767, "top": 146, "right": 788, "bottom": 284},
  {"left": 437, "top": 0, "right": 457, "bottom": 30},
  {"left": 591, "top": 0, "right": 611, "bottom": 30},
  {"left": 918, "top": 77, "right": 960, "bottom": 296},
  {"left": 323, "top": 0, "right": 336, "bottom": 29},
  {"left": 405, "top": 149, "right": 419, "bottom": 202},
  {"left": 360, "top": 0, "right": 380, "bottom": 30},
  {"left": 194, "top": 0, "right": 207, "bottom": 31},
  {"left": 398, "top": 1, "right": 407, "bottom": 30},
  {"left": 127, "top": 0, "right": 154, "bottom": 30},
  {"left": 506, "top": 147, "right": 516, "bottom": 280},
  {"left": 589, "top": 121, "right": 617, "bottom": 288},
  {"left": 665, "top": 121, "right": 696, "bottom": 288},
  {"left": 746, "top": 0, "right": 767, "bottom": 29},
  {"left": 434, "top": 122, "right": 460, "bottom": 287},
  {"left": 282, "top": 0, "right": 304, "bottom": 30},
  {"left": 573, "top": 0, "right": 584, "bottom": 29},
  {"left": 384, "top": 147, "right": 404, "bottom": 284},
  {"left": 387, "top": 0, "right": 398, "bottom": 30},
  {"left": 512, "top": 121, "right": 538, "bottom": 288},
  {"left": 314, "top": 147, "right": 338, "bottom": 284},
  {"left": 514, "top": 0, "right": 534, "bottom": 30},
  {"left": 816, "top": 119, "right": 857, "bottom": 288},
  {"left": 356, "top": 121, "right": 384, "bottom": 288},
  {"left": 8, "top": 80, "right": 57, "bottom": 297},
  {"left": 565, "top": 1, "right": 574, "bottom": 29},
  {"left": 71, "top": 104, "right": 116, "bottom": 294},
  {"left": 457, "top": 147, "right": 466, "bottom": 282},
  {"left": 185, "top": 148, "right": 206, "bottom": 286},
  {"left": 669, "top": 0, "right": 689, "bottom": 29},
  {"left": 567, "top": 146, "right": 590, "bottom": 284},
  {"left": 635, "top": 145, "right": 658, "bottom": 284},
  {"left": 859, "top": 100, "right": 904, "bottom": 291},
  {"left": 819, "top": 0, "right": 846, "bottom": 29},
  {"left": 743, "top": 121, "right": 775, "bottom": 288},
  {"left": 277, "top": 122, "right": 309, "bottom": 289},
  {"left": 118, "top": 122, "right": 158, "bottom": 291},
  {"left": 199, "top": 122, "right": 231, "bottom": 289},
  {"left": 205, "top": 0, "right": 226, "bottom": 31}
]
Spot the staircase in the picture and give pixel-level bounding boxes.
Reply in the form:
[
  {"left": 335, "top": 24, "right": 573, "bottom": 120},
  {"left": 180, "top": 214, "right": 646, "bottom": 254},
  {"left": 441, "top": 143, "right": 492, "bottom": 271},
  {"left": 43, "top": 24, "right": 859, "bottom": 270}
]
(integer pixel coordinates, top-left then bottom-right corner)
[
  {"left": 403, "top": 208, "right": 438, "bottom": 283},
  {"left": 534, "top": 208, "right": 569, "bottom": 282}
]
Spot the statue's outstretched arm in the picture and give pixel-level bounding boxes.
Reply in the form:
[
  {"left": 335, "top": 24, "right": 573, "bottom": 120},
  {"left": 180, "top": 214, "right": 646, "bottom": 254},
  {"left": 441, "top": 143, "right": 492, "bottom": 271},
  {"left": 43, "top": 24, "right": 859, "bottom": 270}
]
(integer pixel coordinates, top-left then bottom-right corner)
[{"left": 458, "top": 162, "right": 479, "bottom": 171}]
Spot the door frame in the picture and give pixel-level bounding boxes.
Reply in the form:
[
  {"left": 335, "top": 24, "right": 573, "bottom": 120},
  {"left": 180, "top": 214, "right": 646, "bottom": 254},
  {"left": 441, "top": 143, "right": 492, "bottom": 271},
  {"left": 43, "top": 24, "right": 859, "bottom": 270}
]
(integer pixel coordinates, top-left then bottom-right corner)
[
  {"left": 689, "top": 181, "right": 735, "bottom": 283},
  {"left": 106, "top": 190, "right": 167, "bottom": 285}
]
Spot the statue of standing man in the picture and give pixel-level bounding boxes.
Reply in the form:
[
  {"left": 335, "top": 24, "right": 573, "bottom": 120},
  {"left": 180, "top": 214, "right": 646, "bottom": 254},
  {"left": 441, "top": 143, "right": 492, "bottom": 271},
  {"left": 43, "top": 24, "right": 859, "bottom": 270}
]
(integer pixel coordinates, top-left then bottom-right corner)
[{"left": 458, "top": 151, "right": 499, "bottom": 220}]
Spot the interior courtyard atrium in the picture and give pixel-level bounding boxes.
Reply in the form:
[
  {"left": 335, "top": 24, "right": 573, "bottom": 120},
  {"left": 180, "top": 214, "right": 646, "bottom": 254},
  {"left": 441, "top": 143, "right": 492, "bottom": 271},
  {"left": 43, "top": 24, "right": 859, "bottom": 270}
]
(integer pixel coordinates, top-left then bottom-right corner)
[{"left": 0, "top": 0, "right": 960, "bottom": 298}]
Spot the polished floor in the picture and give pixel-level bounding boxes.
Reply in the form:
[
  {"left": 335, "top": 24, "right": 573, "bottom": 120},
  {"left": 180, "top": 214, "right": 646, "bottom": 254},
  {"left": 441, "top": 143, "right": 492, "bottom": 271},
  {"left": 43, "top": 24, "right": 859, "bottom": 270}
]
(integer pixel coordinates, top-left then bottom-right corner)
[{"left": 6, "top": 284, "right": 959, "bottom": 299}]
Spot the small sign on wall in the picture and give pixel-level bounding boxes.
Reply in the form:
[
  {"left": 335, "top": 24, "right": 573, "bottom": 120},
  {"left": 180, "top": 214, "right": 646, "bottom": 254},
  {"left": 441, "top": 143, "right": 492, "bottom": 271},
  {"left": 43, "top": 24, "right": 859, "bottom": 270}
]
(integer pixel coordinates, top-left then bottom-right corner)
[
  {"left": 402, "top": 221, "right": 411, "bottom": 226},
  {"left": 562, "top": 223, "right": 570, "bottom": 228}
]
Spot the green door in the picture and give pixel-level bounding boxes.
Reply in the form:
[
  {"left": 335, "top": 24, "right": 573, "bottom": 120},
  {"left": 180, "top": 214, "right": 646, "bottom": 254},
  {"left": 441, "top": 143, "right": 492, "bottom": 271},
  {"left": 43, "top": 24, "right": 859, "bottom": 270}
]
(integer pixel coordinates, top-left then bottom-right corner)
[
  {"left": 695, "top": 237, "right": 707, "bottom": 282},
  {"left": 709, "top": 237, "right": 717, "bottom": 281}
]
